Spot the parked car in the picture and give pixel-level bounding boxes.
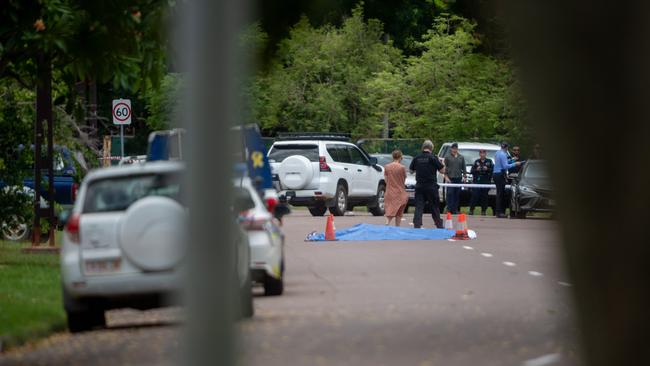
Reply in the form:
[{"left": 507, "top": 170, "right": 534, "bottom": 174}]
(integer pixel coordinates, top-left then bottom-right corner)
[
  {"left": 60, "top": 161, "right": 253, "bottom": 332},
  {"left": 509, "top": 160, "right": 554, "bottom": 218},
  {"left": 370, "top": 153, "right": 416, "bottom": 211},
  {"left": 437, "top": 142, "right": 503, "bottom": 212},
  {"left": 235, "top": 177, "right": 285, "bottom": 296},
  {"left": 0, "top": 145, "right": 79, "bottom": 241},
  {"left": 267, "top": 133, "right": 385, "bottom": 217}
]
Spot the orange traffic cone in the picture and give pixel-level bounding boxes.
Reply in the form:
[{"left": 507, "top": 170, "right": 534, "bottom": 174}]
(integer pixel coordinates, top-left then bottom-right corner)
[
  {"left": 444, "top": 212, "right": 454, "bottom": 230},
  {"left": 325, "top": 214, "right": 336, "bottom": 241},
  {"left": 454, "top": 213, "right": 470, "bottom": 240}
]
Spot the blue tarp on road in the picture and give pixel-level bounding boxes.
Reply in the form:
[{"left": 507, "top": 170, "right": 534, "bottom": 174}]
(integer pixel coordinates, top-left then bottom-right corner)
[{"left": 306, "top": 223, "right": 455, "bottom": 242}]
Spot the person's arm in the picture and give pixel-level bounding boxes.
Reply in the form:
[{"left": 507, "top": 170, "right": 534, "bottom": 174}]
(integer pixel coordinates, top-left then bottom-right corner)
[
  {"left": 442, "top": 157, "right": 450, "bottom": 182},
  {"left": 471, "top": 161, "right": 478, "bottom": 175},
  {"left": 461, "top": 156, "right": 467, "bottom": 178}
]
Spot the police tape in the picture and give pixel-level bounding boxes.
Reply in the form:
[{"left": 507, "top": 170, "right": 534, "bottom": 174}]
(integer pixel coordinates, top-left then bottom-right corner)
[{"left": 438, "top": 183, "right": 512, "bottom": 189}]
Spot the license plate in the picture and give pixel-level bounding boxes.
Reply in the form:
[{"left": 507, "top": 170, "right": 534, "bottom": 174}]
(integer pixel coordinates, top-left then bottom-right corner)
[
  {"left": 85, "top": 259, "right": 121, "bottom": 274},
  {"left": 488, "top": 188, "right": 496, "bottom": 195},
  {"left": 408, "top": 191, "right": 415, "bottom": 198}
]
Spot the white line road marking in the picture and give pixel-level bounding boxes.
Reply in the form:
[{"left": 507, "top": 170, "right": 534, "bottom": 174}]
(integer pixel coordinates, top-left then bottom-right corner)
[
  {"left": 522, "top": 353, "right": 561, "bottom": 366},
  {"left": 503, "top": 261, "right": 516, "bottom": 267},
  {"left": 558, "top": 281, "right": 572, "bottom": 287},
  {"left": 462, "top": 245, "right": 474, "bottom": 250},
  {"left": 528, "top": 271, "right": 544, "bottom": 277},
  {"left": 481, "top": 252, "right": 493, "bottom": 258}
]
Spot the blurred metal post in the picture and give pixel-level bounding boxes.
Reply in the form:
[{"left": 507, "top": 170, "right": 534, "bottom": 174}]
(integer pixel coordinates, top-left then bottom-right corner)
[
  {"left": 182, "top": 0, "right": 245, "bottom": 364},
  {"left": 504, "top": 1, "right": 650, "bottom": 365}
]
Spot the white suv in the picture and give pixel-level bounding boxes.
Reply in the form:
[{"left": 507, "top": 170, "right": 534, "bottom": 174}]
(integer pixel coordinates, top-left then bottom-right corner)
[
  {"left": 60, "top": 162, "right": 253, "bottom": 332},
  {"left": 267, "top": 134, "right": 385, "bottom": 217}
]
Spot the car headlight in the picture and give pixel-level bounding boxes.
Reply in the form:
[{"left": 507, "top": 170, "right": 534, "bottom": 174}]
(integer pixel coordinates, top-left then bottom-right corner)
[{"left": 520, "top": 186, "right": 536, "bottom": 193}]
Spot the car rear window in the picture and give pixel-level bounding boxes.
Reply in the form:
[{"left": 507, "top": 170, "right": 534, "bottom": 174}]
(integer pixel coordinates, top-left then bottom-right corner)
[
  {"left": 83, "top": 173, "right": 183, "bottom": 213},
  {"left": 268, "top": 144, "right": 319, "bottom": 162}
]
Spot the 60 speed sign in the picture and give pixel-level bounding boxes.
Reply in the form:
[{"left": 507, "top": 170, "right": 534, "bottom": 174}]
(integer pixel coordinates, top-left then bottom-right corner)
[{"left": 112, "top": 99, "right": 132, "bottom": 125}]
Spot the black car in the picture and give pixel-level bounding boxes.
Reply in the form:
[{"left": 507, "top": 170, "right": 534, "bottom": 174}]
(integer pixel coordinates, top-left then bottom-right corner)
[{"left": 509, "top": 160, "right": 554, "bottom": 218}]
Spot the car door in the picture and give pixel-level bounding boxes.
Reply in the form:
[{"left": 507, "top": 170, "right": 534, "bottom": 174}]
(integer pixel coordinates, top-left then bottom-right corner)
[
  {"left": 347, "top": 145, "right": 374, "bottom": 196},
  {"left": 325, "top": 144, "right": 355, "bottom": 192}
]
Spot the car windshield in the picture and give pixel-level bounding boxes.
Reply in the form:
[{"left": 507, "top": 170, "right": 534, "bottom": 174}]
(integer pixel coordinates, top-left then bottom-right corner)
[
  {"left": 83, "top": 172, "right": 183, "bottom": 213},
  {"left": 374, "top": 155, "right": 412, "bottom": 169},
  {"left": 455, "top": 149, "right": 497, "bottom": 166},
  {"left": 268, "top": 144, "right": 319, "bottom": 162},
  {"left": 523, "top": 162, "right": 547, "bottom": 179}
]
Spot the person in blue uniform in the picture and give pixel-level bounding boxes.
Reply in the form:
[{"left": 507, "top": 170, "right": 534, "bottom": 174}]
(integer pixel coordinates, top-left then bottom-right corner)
[{"left": 493, "top": 142, "right": 522, "bottom": 218}]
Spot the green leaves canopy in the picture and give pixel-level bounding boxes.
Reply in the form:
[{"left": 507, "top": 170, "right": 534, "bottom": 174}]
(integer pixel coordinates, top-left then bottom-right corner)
[{"left": 248, "top": 7, "right": 402, "bottom": 137}]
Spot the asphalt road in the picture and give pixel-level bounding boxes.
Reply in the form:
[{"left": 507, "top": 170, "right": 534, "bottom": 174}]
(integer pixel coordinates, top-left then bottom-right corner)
[{"left": 0, "top": 212, "right": 581, "bottom": 366}]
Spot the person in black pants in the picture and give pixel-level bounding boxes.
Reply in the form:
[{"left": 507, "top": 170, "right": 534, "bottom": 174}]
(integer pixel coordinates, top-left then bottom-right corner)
[
  {"left": 493, "top": 142, "right": 522, "bottom": 218},
  {"left": 469, "top": 149, "right": 493, "bottom": 215},
  {"left": 410, "top": 140, "right": 446, "bottom": 228}
]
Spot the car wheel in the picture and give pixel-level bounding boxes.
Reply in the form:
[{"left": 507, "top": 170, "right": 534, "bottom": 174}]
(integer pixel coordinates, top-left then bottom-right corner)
[
  {"left": 308, "top": 206, "right": 327, "bottom": 216},
  {"left": 329, "top": 184, "right": 347, "bottom": 216},
  {"left": 368, "top": 183, "right": 386, "bottom": 216},
  {"left": 264, "top": 275, "right": 284, "bottom": 296},
  {"left": 66, "top": 309, "right": 106, "bottom": 333},
  {"left": 1, "top": 215, "right": 31, "bottom": 241}
]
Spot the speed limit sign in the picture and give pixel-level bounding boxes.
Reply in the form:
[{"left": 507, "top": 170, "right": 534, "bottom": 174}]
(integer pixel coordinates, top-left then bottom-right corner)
[{"left": 112, "top": 99, "right": 132, "bottom": 125}]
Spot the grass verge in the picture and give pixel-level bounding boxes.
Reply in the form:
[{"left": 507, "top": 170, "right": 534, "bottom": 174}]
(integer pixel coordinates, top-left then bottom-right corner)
[{"left": 0, "top": 239, "right": 65, "bottom": 352}]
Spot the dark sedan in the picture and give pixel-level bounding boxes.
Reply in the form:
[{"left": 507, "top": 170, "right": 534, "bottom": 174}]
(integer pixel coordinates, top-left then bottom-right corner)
[{"left": 509, "top": 160, "right": 554, "bottom": 218}]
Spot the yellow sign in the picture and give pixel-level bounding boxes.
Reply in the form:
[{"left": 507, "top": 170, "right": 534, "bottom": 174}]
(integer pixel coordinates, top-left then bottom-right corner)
[{"left": 251, "top": 151, "right": 264, "bottom": 168}]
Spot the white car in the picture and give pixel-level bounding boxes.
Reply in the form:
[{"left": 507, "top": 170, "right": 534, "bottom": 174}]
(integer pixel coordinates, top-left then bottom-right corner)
[
  {"left": 267, "top": 134, "right": 386, "bottom": 216},
  {"left": 234, "top": 177, "right": 285, "bottom": 296},
  {"left": 437, "top": 142, "right": 502, "bottom": 209},
  {"left": 60, "top": 162, "right": 253, "bottom": 332}
]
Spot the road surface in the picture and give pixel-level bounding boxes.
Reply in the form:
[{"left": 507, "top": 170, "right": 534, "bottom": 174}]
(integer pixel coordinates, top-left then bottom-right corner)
[{"left": 0, "top": 212, "right": 581, "bottom": 366}]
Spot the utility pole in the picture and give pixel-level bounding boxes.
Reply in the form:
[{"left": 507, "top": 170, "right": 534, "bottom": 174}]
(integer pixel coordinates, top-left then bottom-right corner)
[{"left": 29, "top": 52, "right": 57, "bottom": 252}]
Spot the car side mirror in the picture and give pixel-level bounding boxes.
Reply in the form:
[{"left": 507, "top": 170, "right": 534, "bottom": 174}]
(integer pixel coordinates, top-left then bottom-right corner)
[
  {"left": 58, "top": 210, "right": 71, "bottom": 227},
  {"left": 368, "top": 156, "right": 378, "bottom": 165}
]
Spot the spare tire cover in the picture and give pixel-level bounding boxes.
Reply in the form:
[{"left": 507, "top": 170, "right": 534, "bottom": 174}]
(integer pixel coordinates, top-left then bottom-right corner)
[
  {"left": 278, "top": 155, "right": 314, "bottom": 190},
  {"left": 119, "top": 196, "right": 187, "bottom": 271}
]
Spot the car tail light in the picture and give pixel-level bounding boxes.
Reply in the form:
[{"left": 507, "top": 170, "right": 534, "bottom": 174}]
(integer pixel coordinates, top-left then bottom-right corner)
[
  {"left": 71, "top": 183, "right": 78, "bottom": 202},
  {"left": 66, "top": 213, "right": 81, "bottom": 244},
  {"left": 319, "top": 156, "right": 331, "bottom": 172},
  {"left": 265, "top": 196, "right": 278, "bottom": 213}
]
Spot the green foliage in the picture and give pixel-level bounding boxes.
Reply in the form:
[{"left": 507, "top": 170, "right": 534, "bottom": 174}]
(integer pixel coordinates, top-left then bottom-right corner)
[
  {"left": 0, "top": 0, "right": 172, "bottom": 92},
  {"left": 366, "top": 15, "right": 527, "bottom": 145},
  {"left": 144, "top": 73, "right": 184, "bottom": 131},
  {"left": 248, "top": 6, "right": 402, "bottom": 137},
  {"left": 246, "top": 10, "right": 528, "bottom": 144}
]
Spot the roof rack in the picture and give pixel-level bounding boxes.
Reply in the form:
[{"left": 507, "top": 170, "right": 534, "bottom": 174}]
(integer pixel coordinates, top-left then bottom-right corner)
[{"left": 276, "top": 132, "right": 351, "bottom": 142}]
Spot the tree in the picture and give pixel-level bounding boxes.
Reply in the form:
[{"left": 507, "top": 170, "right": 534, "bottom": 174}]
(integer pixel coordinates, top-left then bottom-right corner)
[
  {"left": 248, "top": 6, "right": 402, "bottom": 138},
  {"left": 366, "top": 15, "right": 527, "bottom": 145}
]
